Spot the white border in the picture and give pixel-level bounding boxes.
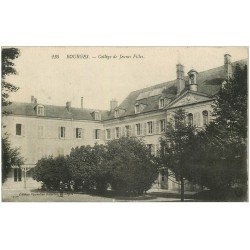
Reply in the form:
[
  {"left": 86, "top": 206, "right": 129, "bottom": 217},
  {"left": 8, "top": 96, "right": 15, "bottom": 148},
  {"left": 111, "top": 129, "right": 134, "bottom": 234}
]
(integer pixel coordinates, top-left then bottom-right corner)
[{"left": 1, "top": 1, "right": 250, "bottom": 250}]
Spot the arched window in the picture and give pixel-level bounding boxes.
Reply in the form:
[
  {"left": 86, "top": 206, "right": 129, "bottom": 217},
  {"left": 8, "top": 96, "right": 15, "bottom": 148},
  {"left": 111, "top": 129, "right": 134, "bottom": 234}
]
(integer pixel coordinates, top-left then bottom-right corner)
[
  {"left": 187, "top": 113, "right": 193, "bottom": 126},
  {"left": 202, "top": 110, "right": 208, "bottom": 126}
]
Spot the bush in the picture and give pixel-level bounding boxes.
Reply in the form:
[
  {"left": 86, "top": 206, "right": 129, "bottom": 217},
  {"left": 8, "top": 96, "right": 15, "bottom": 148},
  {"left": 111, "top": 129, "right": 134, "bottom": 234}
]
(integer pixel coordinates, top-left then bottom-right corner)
[
  {"left": 32, "top": 155, "right": 70, "bottom": 191},
  {"left": 106, "top": 137, "right": 158, "bottom": 195},
  {"left": 67, "top": 144, "right": 110, "bottom": 193}
]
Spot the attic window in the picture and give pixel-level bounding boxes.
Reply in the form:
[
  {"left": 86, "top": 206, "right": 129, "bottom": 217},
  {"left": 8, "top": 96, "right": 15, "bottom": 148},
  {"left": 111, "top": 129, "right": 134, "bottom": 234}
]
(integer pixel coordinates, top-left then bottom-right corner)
[
  {"left": 159, "top": 98, "right": 165, "bottom": 109},
  {"left": 114, "top": 110, "right": 119, "bottom": 118},
  {"left": 135, "top": 104, "right": 140, "bottom": 114},
  {"left": 37, "top": 105, "right": 44, "bottom": 116},
  {"left": 94, "top": 111, "right": 101, "bottom": 120}
]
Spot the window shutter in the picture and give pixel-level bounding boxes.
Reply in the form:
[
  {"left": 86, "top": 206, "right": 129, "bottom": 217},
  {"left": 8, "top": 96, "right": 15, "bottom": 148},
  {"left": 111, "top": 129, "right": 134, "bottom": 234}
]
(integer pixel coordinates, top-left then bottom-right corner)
[
  {"left": 129, "top": 125, "right": 132, "bottom": 137},
  {"left": 156, "top": 121, "right": 160, "bottom": 134},
  {"left": 197, "top": 113, "right": 201, "bottom": 127},
  {"left": 144, "top": 123, "right": 147, "bottom": 135}
]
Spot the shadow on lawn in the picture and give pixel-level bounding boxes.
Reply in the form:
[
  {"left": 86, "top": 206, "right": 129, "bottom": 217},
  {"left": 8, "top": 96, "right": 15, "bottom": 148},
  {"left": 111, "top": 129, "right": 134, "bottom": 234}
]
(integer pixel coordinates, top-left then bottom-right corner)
[{"left": 29, "top": 189, "right": 195, "bottom": 201}]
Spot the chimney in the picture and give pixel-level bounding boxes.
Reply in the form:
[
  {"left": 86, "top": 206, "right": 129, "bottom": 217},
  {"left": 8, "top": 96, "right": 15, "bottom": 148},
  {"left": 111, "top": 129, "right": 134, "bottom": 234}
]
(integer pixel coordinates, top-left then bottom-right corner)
[
  {"left": 110, "top": 99, "right": 118, "bottom": 111},
  {"left": 31, "top": 96, "right": 35, "bottom": 103},
  {"left": 224, "top": 54, "right": 232, "bottom": 79},
  {"left": 66, "top": 101, "right": 71, "bottom": 111},
  {"left": 81, "top": 97, "right": 83, "bottom": 109},
  {"left": 176, "top": 64, "right": 185, "bottom": 94},
  {"left": 188, "top": 69, "right": 198, "bottom": 92}
]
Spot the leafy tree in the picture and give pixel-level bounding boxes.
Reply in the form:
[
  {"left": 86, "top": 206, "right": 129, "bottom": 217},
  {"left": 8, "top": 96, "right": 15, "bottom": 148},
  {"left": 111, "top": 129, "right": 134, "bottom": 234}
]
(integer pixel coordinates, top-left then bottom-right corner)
[
  {"left": 32, "top": 155, "right": 70, "bottom": 191},
  {"left": 160, "top": 109, "right": 196, "bottom": 201},
  {"left": 2, "top": 135, "right": 24, "bottom": 183},
  {"left": 188, "top": 64, "right": 248, "bottom": 197},
  {"left": 106, "top": 137, "right": 158, "bottom": 195},
  {"left": 67, "top": 144, "right": 109, "bottom": 193},
  {"left": 2, "top": 48, "right": 22, "bottom": 183},
  {"left": 1, "top": 47, "right": 20, "bottom": 107}
]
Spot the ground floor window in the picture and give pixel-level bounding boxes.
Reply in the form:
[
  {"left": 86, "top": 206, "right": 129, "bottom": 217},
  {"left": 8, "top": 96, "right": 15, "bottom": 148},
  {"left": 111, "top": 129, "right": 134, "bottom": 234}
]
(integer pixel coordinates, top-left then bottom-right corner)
[{"left": 14, "top": 168, "right": 22, "bottom": 182}]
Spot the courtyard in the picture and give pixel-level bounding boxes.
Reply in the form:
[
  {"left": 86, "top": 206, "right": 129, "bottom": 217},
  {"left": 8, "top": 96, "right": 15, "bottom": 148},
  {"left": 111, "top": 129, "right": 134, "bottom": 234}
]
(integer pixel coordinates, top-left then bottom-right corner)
[{"left": 2, "top": 188, "right": 196, "bottom": 202}]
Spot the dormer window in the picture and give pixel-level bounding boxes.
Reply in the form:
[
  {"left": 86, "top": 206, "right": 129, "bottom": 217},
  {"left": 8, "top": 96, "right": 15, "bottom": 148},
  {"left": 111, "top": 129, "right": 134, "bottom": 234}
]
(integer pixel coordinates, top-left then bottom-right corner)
[
  {"left": 37, "top": 105, "right": 44, "bottom": 116},
  {"left": 159, "top": 98, "right": 165, "bottom": 109},
  {"left": 114, "top": 109, "right": 119, "bottom": 118},
  {"left": 135, "top": 104, "right": 140, "bottom": 114},
  {"left": 94, "top": 111, "right": 101, "bottom": 121}
]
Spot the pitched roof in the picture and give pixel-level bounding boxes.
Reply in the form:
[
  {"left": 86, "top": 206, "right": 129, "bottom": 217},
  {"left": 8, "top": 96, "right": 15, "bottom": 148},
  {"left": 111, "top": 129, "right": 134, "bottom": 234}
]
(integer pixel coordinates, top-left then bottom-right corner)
[
  {"left": 104, "top": 58, "right": 247, "bottom": 120},
  {"left": 3, "top": 102, "right": 110, "bottom": 121},
  {"left": 3, "top": 59, "right": 247, "bottom": 122}
]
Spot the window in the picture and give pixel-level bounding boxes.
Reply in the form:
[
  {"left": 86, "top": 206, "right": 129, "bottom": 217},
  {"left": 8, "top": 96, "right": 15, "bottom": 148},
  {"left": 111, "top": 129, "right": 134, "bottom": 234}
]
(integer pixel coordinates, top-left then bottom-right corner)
[
  {"left": 147, "top": 121, "right": 153, "bottom": 134},
  {"left": 187, "top": 113, "right": 193, "bottom": 126},
  {"left": 94, "top": 112, "right": 101, "bottom": 120},
  {"left": 202, "top": 110, "right": 209, "bottom": 126},
  {"left": 114, "top": 110, "right": 119, "bottom": 118},
  {"left": 135, "top": 104, "right": 140, "bottom": 114},
  {"left": 136, "top": 123, "right": 141, "bottom": 136},
  {"left": 159, "top": 98, "right": 165, "bottom": 108},
  {"left": 106, "top": 129, "right": 111, "bottom": 140},
  {"left": 16, "top": 124, "right": 22, "bottom": 136},
  {"left": 59, "top": 127, "right": 65, "bottom": 138},
  {"left": 38, "top": 126, "right": 44, "bottom": 138},
  {"left": 125, "top": 125, "right": 130, "bottom": 137},
  {"left": 95, "top": 129, "right": 101, "bottom": 139},
  {"left": 14, "top": 168, "right": 22, "bottom": 182},
  {"left": 37, "top": 106, "right": 44, "bottom": 116},
  {"left": 115, "top": 127, "right": 120, "bottom": 139},
  {"left": 76, "top": 128, "right": 82, "bottom": 138},
  {"left": 160, "top": 119, "right": 166, "bottom": 132}
]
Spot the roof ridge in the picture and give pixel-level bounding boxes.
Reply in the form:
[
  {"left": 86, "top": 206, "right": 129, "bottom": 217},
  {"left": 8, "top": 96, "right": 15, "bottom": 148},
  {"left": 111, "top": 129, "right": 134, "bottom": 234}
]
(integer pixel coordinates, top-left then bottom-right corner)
[
  {"left": 9, "top": 101, "right": 109, "bottom": 112},
  {"left": 129, "top": 58, "right": 248, "bottom": 95}
]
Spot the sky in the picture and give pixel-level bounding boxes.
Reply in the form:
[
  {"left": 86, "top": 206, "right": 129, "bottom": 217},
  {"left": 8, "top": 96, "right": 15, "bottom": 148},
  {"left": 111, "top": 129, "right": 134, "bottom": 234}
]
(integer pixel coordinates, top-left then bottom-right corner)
[{"left": 6, "top": 47, "right": 248, "bottom": 110}]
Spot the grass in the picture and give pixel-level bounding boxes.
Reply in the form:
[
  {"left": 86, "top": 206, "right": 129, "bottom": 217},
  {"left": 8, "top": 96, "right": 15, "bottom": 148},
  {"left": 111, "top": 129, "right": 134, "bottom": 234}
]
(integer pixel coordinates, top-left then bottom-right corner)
[{"left": 2, "top": 189, "right": 195, "bottom": 202}]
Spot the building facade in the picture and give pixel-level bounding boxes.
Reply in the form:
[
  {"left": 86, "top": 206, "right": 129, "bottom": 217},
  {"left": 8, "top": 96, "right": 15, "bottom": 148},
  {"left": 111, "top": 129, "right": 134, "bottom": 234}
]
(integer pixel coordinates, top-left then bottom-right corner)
[{"left": 2, "top": 54, "right": 247, "bottom": 190}]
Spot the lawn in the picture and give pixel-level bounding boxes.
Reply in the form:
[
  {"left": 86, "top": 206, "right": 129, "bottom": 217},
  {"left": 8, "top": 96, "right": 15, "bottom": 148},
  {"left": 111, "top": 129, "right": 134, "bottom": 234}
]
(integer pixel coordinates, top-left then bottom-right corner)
[{"left": 2, "top": 189, "right": 195, "bottom": 202}]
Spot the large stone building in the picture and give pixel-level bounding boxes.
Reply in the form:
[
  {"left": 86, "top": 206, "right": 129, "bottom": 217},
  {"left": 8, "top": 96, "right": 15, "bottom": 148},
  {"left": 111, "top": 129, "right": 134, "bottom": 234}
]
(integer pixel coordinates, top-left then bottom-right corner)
[{"left": 2, "top": 54, "right": 247, "bottom": 190}]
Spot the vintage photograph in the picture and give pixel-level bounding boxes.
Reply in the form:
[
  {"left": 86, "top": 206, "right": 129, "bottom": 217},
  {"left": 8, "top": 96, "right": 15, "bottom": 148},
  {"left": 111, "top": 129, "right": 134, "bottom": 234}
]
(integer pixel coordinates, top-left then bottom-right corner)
[{"left": 1, "top": 46, "right": 248, "bottom": 202}]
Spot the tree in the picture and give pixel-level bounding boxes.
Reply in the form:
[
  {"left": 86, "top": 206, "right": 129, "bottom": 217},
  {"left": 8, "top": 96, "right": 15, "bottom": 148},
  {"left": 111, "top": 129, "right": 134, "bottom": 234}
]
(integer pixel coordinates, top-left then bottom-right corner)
[
  {"left": 189, "top": 64, "right": 248, "bottom": 197},
  {"left": 2, "top": 48, "right": 22, "bottom": 183},
  {"left": 106, "top": 137, "right": 158, "bottom": 195},
  {"left": 32, "top": 155, "right": 70, "bottom": 191},
  {"left": 160, "top": 109, "right": 196, "bottom": 201},
  {"left": 2, "top": 135, "right": 24, "bottom": 183},
  {"left": 1, "top": 47, "right": 20, "bottom": 107},
  {"left": 67, "top": 144, "right": 109, "bottom": 193}
]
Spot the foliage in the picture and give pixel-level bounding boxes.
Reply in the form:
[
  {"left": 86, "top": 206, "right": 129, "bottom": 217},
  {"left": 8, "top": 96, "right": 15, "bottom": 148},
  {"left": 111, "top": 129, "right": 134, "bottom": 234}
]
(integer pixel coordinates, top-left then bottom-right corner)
[
  {"left": 32, "top": 155, "right": 70, "bottom": 191},
  {"left": 1, "top": 48, "right": 20, "bottom": 107},
  {"left": 2, "top": 135, "right": 24, "bottom": 183},
  {"left": 106, "top": 137, "right": 158, "bottom": 195},
  {"left": 67, "top": 144, "right": 109, "bottom": 193},
  {"left": 183, "top": 64, "right": 248, "bottom": 197},
  {"left": 160, "top": 109, "right": 196, "bottom": 201}
]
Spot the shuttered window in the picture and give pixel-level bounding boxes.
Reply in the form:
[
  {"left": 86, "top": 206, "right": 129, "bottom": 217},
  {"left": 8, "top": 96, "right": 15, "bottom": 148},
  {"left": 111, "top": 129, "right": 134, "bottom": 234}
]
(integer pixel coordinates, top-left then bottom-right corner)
[{"left": 76, "top": 128, "right": 82, "bottom": 138}]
